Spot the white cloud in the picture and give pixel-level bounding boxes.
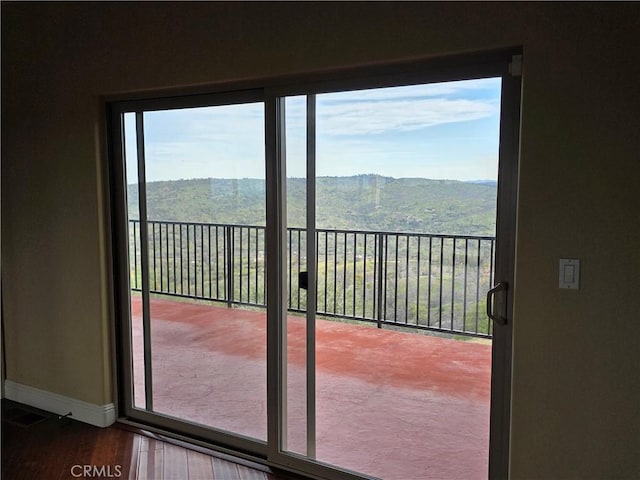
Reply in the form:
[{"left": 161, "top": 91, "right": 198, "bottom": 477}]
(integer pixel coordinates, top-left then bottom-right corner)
[
  {"left": 320, "top": 77, "right": 499, "bottom": 103},
  {"left": 284, "top": 80, "right": 500, "bottom": 137},
  {"left": 317, "top": 98, "right": 495, "bottom": 136}
]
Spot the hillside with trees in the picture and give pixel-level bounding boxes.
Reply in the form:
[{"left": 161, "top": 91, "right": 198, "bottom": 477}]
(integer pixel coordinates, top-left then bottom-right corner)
[{"left": 128, "top": 174, "right": 497, "bottom": 236}]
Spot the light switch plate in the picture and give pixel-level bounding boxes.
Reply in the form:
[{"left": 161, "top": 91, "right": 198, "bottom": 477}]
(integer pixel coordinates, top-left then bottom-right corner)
[{"left": 559, "top": 258, "right": 580, "bottom": 289}]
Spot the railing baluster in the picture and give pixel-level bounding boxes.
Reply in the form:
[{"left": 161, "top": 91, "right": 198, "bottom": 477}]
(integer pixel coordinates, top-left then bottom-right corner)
[
  {"left": 405, "top": 235, "right": 410, "bottom": 324},
  {"left": 353, "top": 233, "right": 357, "bottom": 318},
  {"left": 225, "top": 226, "right": 232, "bottom": 306},
  {"left": 200, "top": 225, "right": 204, "bottom": 298},
  {"left": 324, "top": 231, "right": 329, "bottom": 314},
  {"left": 463, "top": 239, "right": 468, "bottom": 332},
  {"left": 427, "top": 236, "right": 432, "bottom": 327},
  {"left": 254, "top": 227, "right": 260, "bottom": 304},
  {"left": 363, "top": 233, "right": 368, "bottom": 319},
  {"left": 172, "top": 224, "right": 176, "bottom": 294},
  {"left": 252, "top": 229, "right": 257, "bottom": 302},
  {"left": 193, "top": 224, "right": 196, "bottom": 296},
  {"left": 193, "top": 224, "right": 197, "bottom": 297},
  {"left": 152, "top": 222, "right": 157, "bottom": 291},
  {"left": 438, "top": 238, "right": 444, "bottom": 330},
  {"left": 231, "top": 227, "right": 235, "bottom": 305},
  {"left": 318, "top": 228, "right": 327, "bottom": 313},
  {"left": 475, "top": 238, "right": 481, "bottom": 334},
  {"left": 215, "top": 226, "right": 220, "bottom": 299},
  {"left": 246, "top": 227, "right": 250, "bottom": 303},
  {"left": 287, "top": 228, "right": 293, "bottom": 308},
  {"left": 161, "top": 223, "right": 165, "bottom": 293},
  {"left": 163, "top": 223, "right": 167, "bottom": 293},
  {"left": 343, "top": 232, "right": 347, "bottom": 316},
  {"left": 165, "top": 223, "right": 168, "bottom": 293},
  {"left": 250, "top": 227, "right": 254, "bottom": 303},
  {"left": 189, "top": 224, "right": 193, "bottom": 297},
  {"left": 244, "top": 227, "right": 248, "bottom": 303},
  {"left": 451, "top": 237, "right": 456, "bottom": 331},
  {"left": 394, "top": 234, "right": 399, "bottom": 322},
  {"left": 186, "top": 224, "right": 191, "bottom": 296},
  {"left": 333, "top": 231, "right": 338, "bottom": 315},
  {"left": 287, "top": 228, "right": 292, "bottom": 309},
  {"left": 297, "top": 229, "right": 301, "bottom": 310},
  {"left": 383, "top": 233, "right": 388, "bottom": 325},
  {"left": 416, "top": 236, "right": 421, "bottom": 326},
  {"left": 166, "top": 223, "right": 171, "bottom": 294},
  {"left": 133, "top": 221, "right": 138, "bottom": 289},
  {"left": 221, "top": 226, "right": 225, "bottom": 300},
  {"left": 207, "top": 225, "right": 212, "bottom": 299},
  {"left": 192, "top": 225, "right": 198, "bottom": 297},
  {"left": 375, "top": 233, "right": 382, "bottom": 327},
  {"left": 261, "top": 227, "right": 265, "bottom": 304},
  {"left": 254, "top": 227, "right": 258, "bottom": 304},
  {"left": 239, "top": 227, "right": 243, "bottom": 303},
  {"left": 179, "top": 225, "right": 183, "bottom": 295}
]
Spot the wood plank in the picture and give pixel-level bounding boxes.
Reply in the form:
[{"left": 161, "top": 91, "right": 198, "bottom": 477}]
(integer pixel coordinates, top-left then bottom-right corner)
[
  {"left": 128, "top": 435, "right": 142, "bottom": 480},
  {"left": 139, "top": 435, "right": 151, "bottom": 452},
  {"left": 212, "top": 457, "right": 240, "bottom": 480},
  {"left": 141, "top": 435, "right": 165, "bottom": 452},
  {"left": 89, "top": 428, "right": 127, "bottom": 472},
  {"left": 149, "top": 444, "right": 165, "bottom": 480},
  {"left": 138, "top": 442, "right": 164, "bottom": 480},
  {"left": 186, "top": 449, "right": 215, "bottom": 480},
  {"left": 137, "top": 449, "right": 149, "bottom": 480},
  {"left": 56, "top": 420, "right": 99, "bottom": 480},
  {"left": 237, "top": 463, "right": 268, "bottom": 480},
  {"left": 163, "top": 442, "right": 188, "bottom": 480}
]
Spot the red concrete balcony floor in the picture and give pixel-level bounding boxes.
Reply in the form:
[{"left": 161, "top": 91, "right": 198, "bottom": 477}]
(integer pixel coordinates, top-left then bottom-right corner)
[{"left": 130, "top": 296, "right": 491, "bottom": 480}]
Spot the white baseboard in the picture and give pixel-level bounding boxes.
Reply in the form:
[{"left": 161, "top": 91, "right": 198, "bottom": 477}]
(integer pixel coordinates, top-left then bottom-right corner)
[{"left": 4, "top": 380, "right": 116, "bottom": 427}]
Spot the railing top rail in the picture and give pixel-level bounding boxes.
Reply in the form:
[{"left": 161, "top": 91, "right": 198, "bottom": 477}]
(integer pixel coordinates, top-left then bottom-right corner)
[
  {"left": 132, "top": 219, "right": 267, "bottom": 229},
  {"left": 298, "top": 226, "right": 496, "bottom": 241},
  {"left": 130, "top": 219, "right": 495, "bottom": 241}
]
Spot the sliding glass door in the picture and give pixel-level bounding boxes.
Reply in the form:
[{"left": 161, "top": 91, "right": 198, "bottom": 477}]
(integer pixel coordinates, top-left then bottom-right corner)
[
  {"left": 111, "top": 52, "right": 520, "bottom": 480},
  {"left": 271, "top": 72, "right": 515, "bottom": 480},
  {"left": 112, "top": 92, "right": 270, "bottom": 455}
]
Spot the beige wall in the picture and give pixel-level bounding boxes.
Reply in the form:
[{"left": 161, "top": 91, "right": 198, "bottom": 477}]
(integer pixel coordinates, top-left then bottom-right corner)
[{"left": 2, "top": 2, "right": 639, "bottom": 478}]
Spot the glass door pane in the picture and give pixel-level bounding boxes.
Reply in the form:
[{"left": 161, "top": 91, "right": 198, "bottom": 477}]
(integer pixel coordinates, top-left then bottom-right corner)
[
  {"left": 283, "top": 95, "right": 309, "bottom": 456},
  {"left": 280, "top": 78, "right": 502, "bottom": 479},
  {"left": 124, "top": 101, "right": 267, "bottom": 441}
]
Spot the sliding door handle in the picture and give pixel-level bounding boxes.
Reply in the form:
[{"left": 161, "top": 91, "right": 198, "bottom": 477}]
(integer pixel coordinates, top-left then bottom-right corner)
[
  {"left": 487, "top": 282, "right": 508, "bottom": 326},
  {"left": 299, "top": 271, "right": 308, "bottom": 290}
]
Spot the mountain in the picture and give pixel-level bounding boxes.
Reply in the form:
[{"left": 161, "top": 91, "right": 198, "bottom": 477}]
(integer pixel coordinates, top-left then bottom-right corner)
[
  {"left": 465, "top": 180, "right": 498, "bottom": 187},
  {"left": 128, "top": 175, "right": 497, "bottom": 236}
]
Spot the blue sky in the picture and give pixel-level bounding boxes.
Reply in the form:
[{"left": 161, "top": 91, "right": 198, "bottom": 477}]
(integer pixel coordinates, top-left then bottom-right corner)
[{"left": 125, "top": 77, "right": 501, "bottom": 182}]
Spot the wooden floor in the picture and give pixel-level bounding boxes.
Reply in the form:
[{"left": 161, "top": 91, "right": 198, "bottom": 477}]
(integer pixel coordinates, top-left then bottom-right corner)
[{"left": 1, "top": 400, "right": 289, "bottom": 480}]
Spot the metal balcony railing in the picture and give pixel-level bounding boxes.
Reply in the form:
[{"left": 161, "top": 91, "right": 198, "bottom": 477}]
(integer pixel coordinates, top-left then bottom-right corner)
[{"left": 129, "top": 220, "right": 495, "bottom": 338}]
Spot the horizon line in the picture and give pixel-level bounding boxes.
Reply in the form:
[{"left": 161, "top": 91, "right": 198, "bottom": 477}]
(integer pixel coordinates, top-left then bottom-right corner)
[{"left": 128, "top": 174, "right": 497, "bottom": 185}]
